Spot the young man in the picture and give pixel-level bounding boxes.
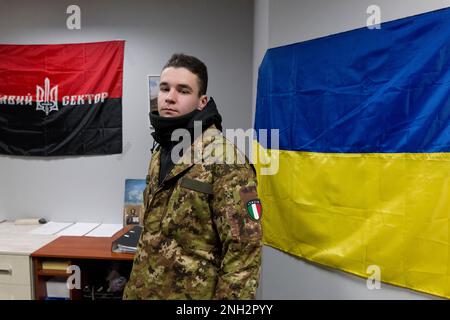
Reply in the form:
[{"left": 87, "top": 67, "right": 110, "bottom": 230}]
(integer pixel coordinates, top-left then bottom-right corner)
[{"left": 123, "top": 54, "right": 262, "bottom": 300}]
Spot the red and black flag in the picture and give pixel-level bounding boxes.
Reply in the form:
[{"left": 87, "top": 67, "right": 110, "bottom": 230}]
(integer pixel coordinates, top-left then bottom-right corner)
[{"left": 0, "top": 40, "right": 124, "bottom": 156}]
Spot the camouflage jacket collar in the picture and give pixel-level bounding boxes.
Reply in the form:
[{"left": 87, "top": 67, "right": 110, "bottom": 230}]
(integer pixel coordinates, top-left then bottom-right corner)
[{"left": 151, "top": 124, "right": 222, "bottom": 187}]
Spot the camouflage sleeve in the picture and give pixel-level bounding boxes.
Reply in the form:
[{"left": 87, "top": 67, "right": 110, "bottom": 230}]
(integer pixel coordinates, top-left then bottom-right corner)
[{"left": 211, "top": 162, "right": 263, "bottom": 300}]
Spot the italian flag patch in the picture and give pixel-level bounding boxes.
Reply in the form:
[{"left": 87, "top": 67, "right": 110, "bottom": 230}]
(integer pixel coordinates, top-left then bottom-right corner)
[{"left": 246, "top": 199, "right": 262, "bottom": 221}]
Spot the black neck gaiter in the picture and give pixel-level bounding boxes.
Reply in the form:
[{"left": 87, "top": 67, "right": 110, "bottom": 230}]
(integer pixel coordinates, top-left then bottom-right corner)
[
  {"left": 149, "top": 98, "right": 222, "bottom": 184},
  {"left": 149, "top": 108, "right": 200, "bottom": 148}
]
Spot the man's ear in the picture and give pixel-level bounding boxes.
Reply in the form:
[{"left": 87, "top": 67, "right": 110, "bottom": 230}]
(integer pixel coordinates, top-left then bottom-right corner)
[{"left": 196, "top": 95, "right": 208, "bottom": 111}]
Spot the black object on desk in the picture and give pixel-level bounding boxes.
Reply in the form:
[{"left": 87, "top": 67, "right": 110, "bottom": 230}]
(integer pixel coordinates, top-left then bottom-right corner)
[{"left": 111, "top": 226, "right": 142, "bottom": 253}]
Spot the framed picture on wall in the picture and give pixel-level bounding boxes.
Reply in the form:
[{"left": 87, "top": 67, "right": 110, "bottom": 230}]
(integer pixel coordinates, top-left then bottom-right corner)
[
  {"left": 123, "top": 179, "right": 147, "bottom": 226},
  {"left": 148, "top": 75, "right": 160, "bottom": 114}
]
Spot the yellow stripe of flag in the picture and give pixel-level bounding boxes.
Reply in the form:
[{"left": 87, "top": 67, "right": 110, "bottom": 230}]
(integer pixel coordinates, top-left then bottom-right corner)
[{"left": 253, "top": 141, "right": 450, "bottom": 298}]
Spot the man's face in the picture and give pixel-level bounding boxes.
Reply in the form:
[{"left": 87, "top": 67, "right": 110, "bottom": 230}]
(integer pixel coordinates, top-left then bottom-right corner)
[{"left": 157, "top": 67, "right": 208, "bottom": 117}]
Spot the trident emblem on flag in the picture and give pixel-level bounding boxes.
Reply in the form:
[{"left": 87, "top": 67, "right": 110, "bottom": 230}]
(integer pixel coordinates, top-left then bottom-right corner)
[{"left": 36, "top": 77, "right": 59, "bottom": 115}]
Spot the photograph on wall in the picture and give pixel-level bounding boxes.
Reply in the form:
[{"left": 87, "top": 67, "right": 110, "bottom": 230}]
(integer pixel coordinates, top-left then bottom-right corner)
[
  {"left": 123, "top": 179, "right": 146, "bottom": 226},
  {"left": 148, "top": 75, "right": 160, "bottom": 113}
]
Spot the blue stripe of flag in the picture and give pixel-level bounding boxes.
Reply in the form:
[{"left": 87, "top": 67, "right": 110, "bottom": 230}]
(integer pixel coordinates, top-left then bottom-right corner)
[{"left": 255, "top": 8, "right": 450, "bottom": 153}]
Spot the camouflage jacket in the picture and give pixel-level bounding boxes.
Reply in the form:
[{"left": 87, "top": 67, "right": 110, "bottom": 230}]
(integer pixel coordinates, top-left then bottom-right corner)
[{"left": 123, "top": 125, "right": 262, "bottom": 300}]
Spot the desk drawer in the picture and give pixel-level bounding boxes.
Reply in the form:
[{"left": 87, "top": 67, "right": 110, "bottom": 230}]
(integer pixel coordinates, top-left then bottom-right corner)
[
  {"left": 0, "top": 255, "right": 31, "bottom": 285},
  {"left": 0, "top": 283, "right": 32, "bottom": 300}
]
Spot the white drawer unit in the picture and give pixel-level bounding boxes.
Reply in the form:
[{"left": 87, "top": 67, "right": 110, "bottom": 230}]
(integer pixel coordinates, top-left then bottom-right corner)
[
  {"left": 0, "top": 283, "right": 32, "bottom": 300},
  {"left": 0, "top": 255, "right": 32, "bottom": 285},
  {"left": 0, "top": 221, "right": 59, "bottom": 300},
  {"left": 0, "top": 254, "right": 32, "bottom": 300}
]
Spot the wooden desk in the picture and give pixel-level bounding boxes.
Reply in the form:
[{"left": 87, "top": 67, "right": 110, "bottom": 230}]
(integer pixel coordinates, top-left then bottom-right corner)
[{"left": 31, "top": 227, "right": 135, "bottom": 300}]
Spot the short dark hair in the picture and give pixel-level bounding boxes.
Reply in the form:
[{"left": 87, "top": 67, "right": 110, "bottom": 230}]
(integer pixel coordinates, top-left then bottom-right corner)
[{"left": 163, "top": 53, "right": 208, "bottom": 96}]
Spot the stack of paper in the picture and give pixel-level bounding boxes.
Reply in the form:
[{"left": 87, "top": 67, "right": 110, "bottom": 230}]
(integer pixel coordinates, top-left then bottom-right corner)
[
  {"left": 30, "top": 222, "right": 74, "bottom": 235},
  {"left": 85, "top": 224, "right": 123, "bottom": 237},
  {"left": 46, "top": 277, "right": 70, "bottom": 299},
  {"left": 29, "top": 222, "right": 124, "bottom": 238},
  {"left": 42, "top": 260, "right": 71, "bottom": 271},
  {"left": 55, "top": 223, "right": 100, "bottom": 236}
]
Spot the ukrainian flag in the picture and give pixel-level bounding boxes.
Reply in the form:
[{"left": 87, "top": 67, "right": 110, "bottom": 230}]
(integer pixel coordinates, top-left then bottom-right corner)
[{"left": 254, "top": 8, "right": 450, "bottom": 298}]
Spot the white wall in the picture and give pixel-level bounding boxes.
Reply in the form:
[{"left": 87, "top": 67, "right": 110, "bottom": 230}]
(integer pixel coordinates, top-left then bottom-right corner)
[
  {"left": 253, "top": 0, "right": 449, "bottom": 299},
  {"left": 0, "top": 0, "right": 254, "bottom": 223}
]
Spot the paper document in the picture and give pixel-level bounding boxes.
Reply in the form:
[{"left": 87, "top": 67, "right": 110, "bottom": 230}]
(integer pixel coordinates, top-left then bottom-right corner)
[
  {"left": 30, "top": 222, "right": 74, "bottom": 235},
  {"left": 55, "top": 223, "right": 100, "bottom": 236},
  {"left": 85, "top": 224, "right": 123, "bottom": 237}
]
